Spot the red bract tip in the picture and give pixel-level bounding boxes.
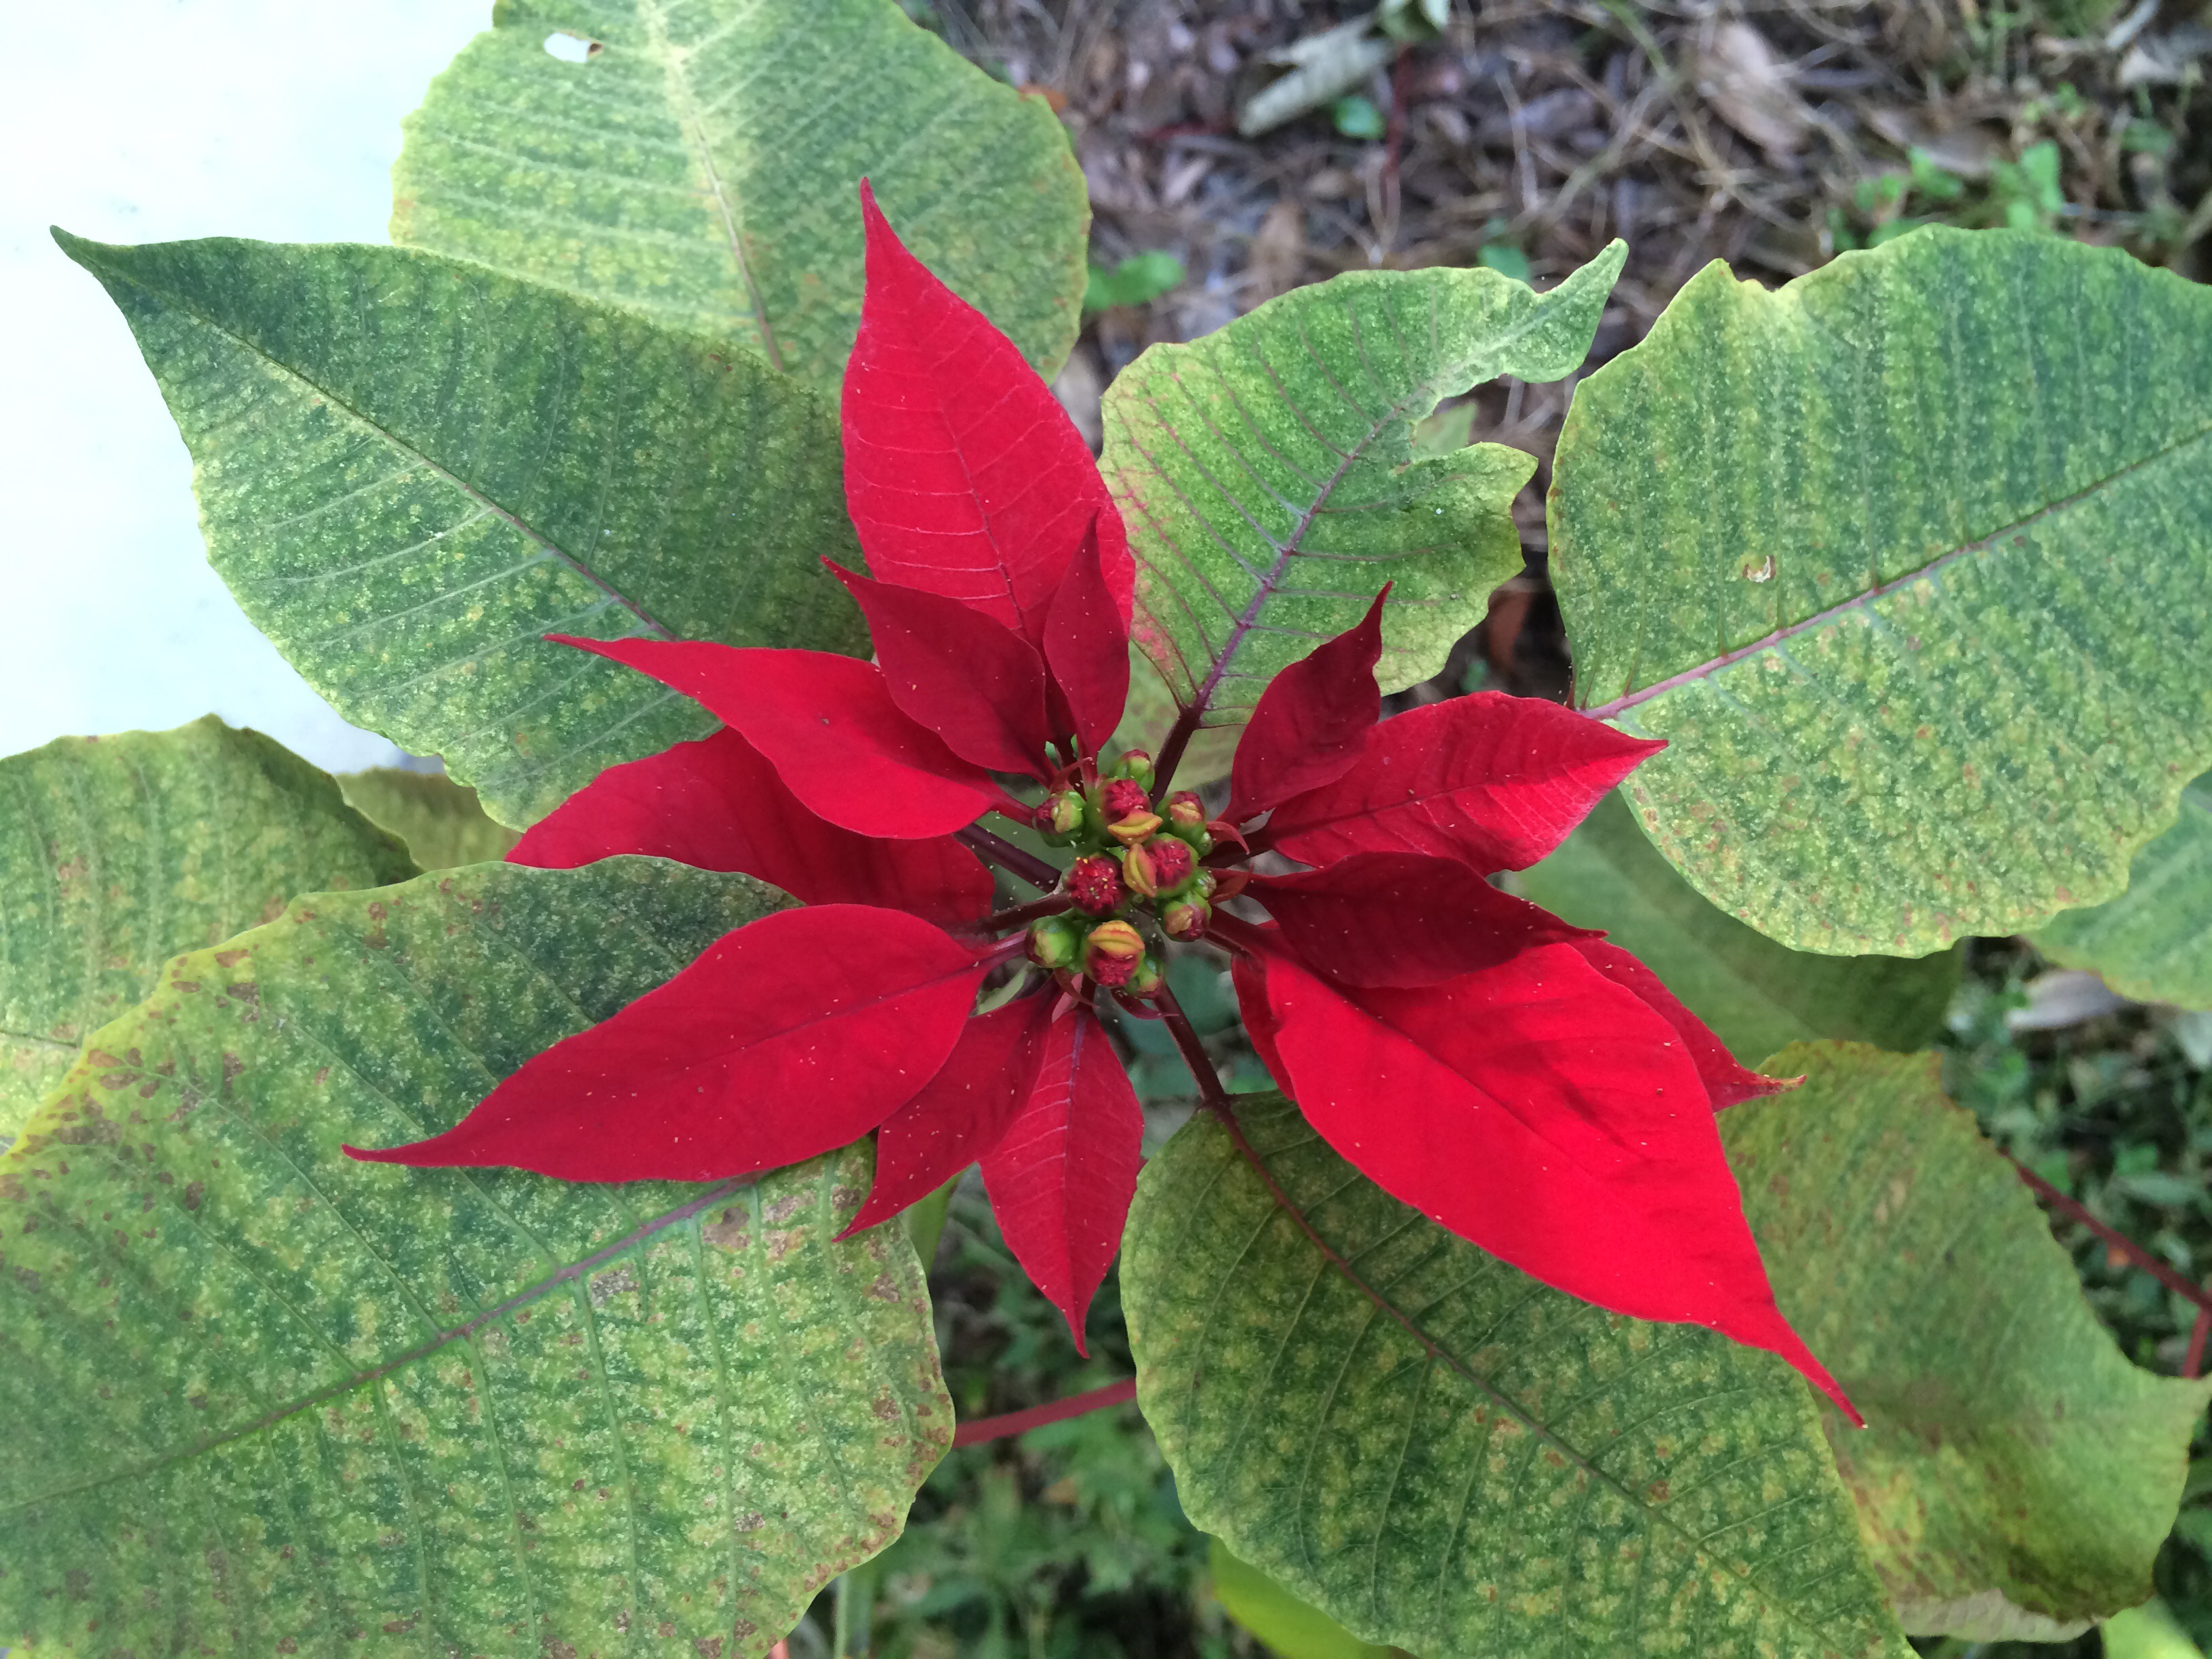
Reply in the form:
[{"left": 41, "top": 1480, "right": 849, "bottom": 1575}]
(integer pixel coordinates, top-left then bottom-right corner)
[
  {"left": 844, "top": 182, "right": 1133, "bottom": 644},
  {"left": 1226, "top": 587, "right": 1388, "bottom": 824}
]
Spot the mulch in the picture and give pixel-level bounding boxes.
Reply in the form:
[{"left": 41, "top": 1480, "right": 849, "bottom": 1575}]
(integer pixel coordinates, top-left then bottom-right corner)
[{"left": 937, "top": 0, "right": 2212, "bottom": 699}]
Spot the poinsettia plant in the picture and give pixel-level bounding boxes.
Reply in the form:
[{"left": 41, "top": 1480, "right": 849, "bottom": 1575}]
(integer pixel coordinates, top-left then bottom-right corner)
[{"left": 7, "top": 5, "right": 2212, "bottom": 1658}]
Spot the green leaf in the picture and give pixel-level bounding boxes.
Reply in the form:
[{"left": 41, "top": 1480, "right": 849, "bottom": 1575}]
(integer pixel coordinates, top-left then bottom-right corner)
[
  {"left": 1512, "top": 790, "right": 1960, "bottom": 1063},
  {"left": 60, "top": 232, "right": 867, "bottom": 829},
  {"left": 1208, "top": 1536, "right": 1399, "bottom": 1659},
  {"left": 337, "top": 769, "right": 523, "bottom": 872},
  {"left": 1085, "top": 251, "right": 1185, "bottom": 314},
  {"left": 2106, "top": 1600, "right": 2211, "bottom": 1659},
  {"left": 1550, "top": 228, "right": 2212, "bottom": 955},
  {"left": 0, "top": 718, "right": 416, "bottom": 1141},
  {"left": 390, "top": 0, "right": 1088, "bottom": 388},
  {"left": 0, "top": 858, "right": 950, "bottom": 1656},
  {"left": 1121, "top": 1092, "right": 1909, "bottom": 1658},
  {"left": 1099, "top": 247, "right": 1623, "bottom": 730},
  {"left": 1722, "top": 1042, "right": 2212, "bottom": 1637},
  {"left": 2031, "top": 770, "right": 2212, "bottom": 1008}
]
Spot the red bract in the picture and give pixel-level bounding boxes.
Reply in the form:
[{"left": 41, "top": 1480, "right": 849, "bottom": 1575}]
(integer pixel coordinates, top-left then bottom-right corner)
[{"left": 347, "top": 186, "right": 1849, "bottom": 1412}]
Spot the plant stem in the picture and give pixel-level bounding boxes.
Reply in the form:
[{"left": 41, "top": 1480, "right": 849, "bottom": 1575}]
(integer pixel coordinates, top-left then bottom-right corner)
[
  {"left": 1154, "top": 981, "right": 1229, "bottom": 1109},
  {"left": 951, "top": 1377, "right": 1137, "bottom": 1447},
  {"left": 985, "top": 893, "right": 1075, "bottom": 930},
  {"left": 1149, "top": 703, "right": 1206, "bottom": 800},
  {"left": 956, "top": 824, "right": 1060, "bottom": 890},
  {"left": 2009, "top": 1155, "right": 2212, "bottom": 1370}
]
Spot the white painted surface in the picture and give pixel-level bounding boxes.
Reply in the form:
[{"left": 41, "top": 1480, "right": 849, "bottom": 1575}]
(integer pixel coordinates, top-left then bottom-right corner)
[{"left": 0, "top": 1, "right": 491, "bottom": 771}]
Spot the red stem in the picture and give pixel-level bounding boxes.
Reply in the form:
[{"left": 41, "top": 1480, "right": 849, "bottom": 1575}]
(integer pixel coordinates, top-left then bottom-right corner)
[
  {"left": 1154, "top": 981, "right": 1230, "bottom": 1109},
  {"left": 952, "top": 1377, "right": 1137, "bottom": 1446},
  {"left": 956, "top": 824, "right": 1060, "bottom": 891},
  {"left": 2188, "top": 1307, "right": 2212, "bottom": 1381},
  {"left": 1149, "top": 705, "right": 1206, "bottom": 801},
  {"left": 2010, "top": 1155, "right": 2212, "bottom": 1315}
]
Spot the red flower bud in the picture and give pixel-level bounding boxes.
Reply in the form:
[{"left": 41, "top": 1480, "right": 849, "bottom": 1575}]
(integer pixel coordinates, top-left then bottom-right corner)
[
  {"left": 1026, "top": 914, "right": 1085, "bottom": 971},
  {"left": 1066, "top": 854, "right": 1127, "bottom": 915},
  {"left": 1124, "top": 835, "right": 1194, "bottom": 898},
  {"left": 1164, "top": 791, "right": 1206, "bottom": 830},
  {"left": 1084, "top": 920, "right": 1145, "bottom": 987},
  {"left": 1033, "top": 789, "right": 1085, "bottom": 843},
  {"left": 1099, "top": 777, "right": 1151, "bottom": 822},
  {"left": 1160, "top": 896, "right": 1211, "bottom": 941}
]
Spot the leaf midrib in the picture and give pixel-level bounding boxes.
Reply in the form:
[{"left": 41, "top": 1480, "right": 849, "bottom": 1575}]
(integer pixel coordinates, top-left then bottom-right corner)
[
  {"left": 636, "top": 0, "right": 784, "bottom": 371},
  {"left": 1208, "top": 1099, "right": 1879, "bottom": 1651},
  {"left": 1174, "top": 281, "right": 1590, "bottom": 722},
  {"left": 0, "top": 1174, "right": 748, "bottom": 1515},
  {"left": 1581, "top": 419, "right": 2212, "bottom": 721},
  {"left": 74, "top": 238, "right": 678, "bottom": 644}
]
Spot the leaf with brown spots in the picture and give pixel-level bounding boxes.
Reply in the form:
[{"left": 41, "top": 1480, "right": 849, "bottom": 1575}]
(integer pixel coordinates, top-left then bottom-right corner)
[{"left": 0, "top": 857, "right": 949, "bottom": 1657}]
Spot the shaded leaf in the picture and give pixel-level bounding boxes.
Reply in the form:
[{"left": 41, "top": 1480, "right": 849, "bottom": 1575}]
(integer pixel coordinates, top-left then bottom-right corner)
[
  {"left": 392, "top": 0, "right": 1088, "bottom": 387},
  {"left": 1, "top": 718, "right": 415, "bottom": 1138},
  {"left": 1512, "top": 791, "right": 1961, "bottom": 1063},
  {"left": 60, "top": 232, "right": 867, "bottom": 830},
  {"left": 1099, "top": 250, "right": 1622, "bottom": 731},
  {"left": 1121, "top": 1092, "right": 1908, "bottom": 1658},
  {"left": 0, "top": 859, "right": 950, "bottom": 1656},
  {"left": 2032, "top": 769, "right": 2212, "bottom": 1009},
  {"left": 1550, "top": 228, "right": 2212, "bottom": 954},
  {"left": 337, "top": 768, "right": 520, "bottom": 870},
  {"left": 1723, "top": 1042, "right": 2212, "bottom": 1636}
]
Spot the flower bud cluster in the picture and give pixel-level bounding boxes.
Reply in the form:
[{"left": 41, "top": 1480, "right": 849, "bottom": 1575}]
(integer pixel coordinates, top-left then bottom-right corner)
[{"left": 1022, "top": 751, "right": 1231, "bottom": 998}]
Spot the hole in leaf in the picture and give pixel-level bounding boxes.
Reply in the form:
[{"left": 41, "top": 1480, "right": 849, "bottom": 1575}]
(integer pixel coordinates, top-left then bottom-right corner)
[{"left": 543, "top": 32, "right": 600, "bottom": 62}]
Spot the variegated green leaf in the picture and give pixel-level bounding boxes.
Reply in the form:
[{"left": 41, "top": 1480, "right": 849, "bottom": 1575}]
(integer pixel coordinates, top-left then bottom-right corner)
[{"left": 0, "top": 859, "right": 949, "bottom": 1657}]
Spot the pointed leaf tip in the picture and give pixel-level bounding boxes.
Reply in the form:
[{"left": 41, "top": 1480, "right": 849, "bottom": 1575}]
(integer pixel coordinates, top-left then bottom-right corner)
[
  {"left": 1042, "top": 512, "right": 1133, "bottom": 754},
  {"left": 348, "top": 905, "right": 989, "bottom": 1182},
  {"left": 844, "top": 186, "right": 1130, "bottom": 647},
  {"left": 1227, "top": 586, "right": 1389, "bottom": 823}
]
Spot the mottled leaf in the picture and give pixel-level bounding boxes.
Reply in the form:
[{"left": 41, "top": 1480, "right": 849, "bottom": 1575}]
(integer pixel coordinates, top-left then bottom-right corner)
[
  {"left": 2032, "top": 769, "right": 2212, "bottom": 1008},
  {"left": 60, "top": 232, "right": 867, "bottom": 830},
  {"left": 1099, "top": 248, "right": 1622, "bottom": 729},
  {"left": 1551, "top": 228, "right": 2212, "bottom": 954},
  {"left": 337, "top": 769, "right": 521, "bottom": 871},
  {"left": 0, "top": 859, "right": 950, "bottom": 1656},
  {"left": 1512, "top": 792, "right": 1960, "bottom": 1063},
  {"left": 391, "top": 0, "right": 1088, "bottom": 388},
  {"left": 1, "top": 718, "right": 415, "bottom": 1139},
  {"left": 1723, "top": 1042, "right": 2211, "bottom": 1637},
  {"left": 1122, "top": 1092, "right": 1909, "bottom": 1658}
]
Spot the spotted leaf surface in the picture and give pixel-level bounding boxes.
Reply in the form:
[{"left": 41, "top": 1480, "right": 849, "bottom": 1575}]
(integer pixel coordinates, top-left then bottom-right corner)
[
  {"left": 1725, "top": 1043, "right": 2212, "bottom": 1639},
  {"left": 60, "top": 232, "right": 867, "bottom": 830},
  {"left": 0, "top": 718, "right": 417, "bottom": 1139},
  {"left": 1121, "top": 1093, "right": 1908, "bottom": 1659},
  {"left": 1551, "top": 228, "right": 2212, "bottom": 954},
  {"left": 1099, "top": 248, "right": 1622, "bottom": 728},
  {"left": 0, "top": 859, "right": 950, "bottom": 1657},
  {"left": 1513, "top": 792, "right": 1959, "bottom": 1063},
  {"left": 2031, "top": 769, "right": 2212, "bottom": 1009},
  {"left": 391, "top": 0, "right": 1088, "bottom": 388}
]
